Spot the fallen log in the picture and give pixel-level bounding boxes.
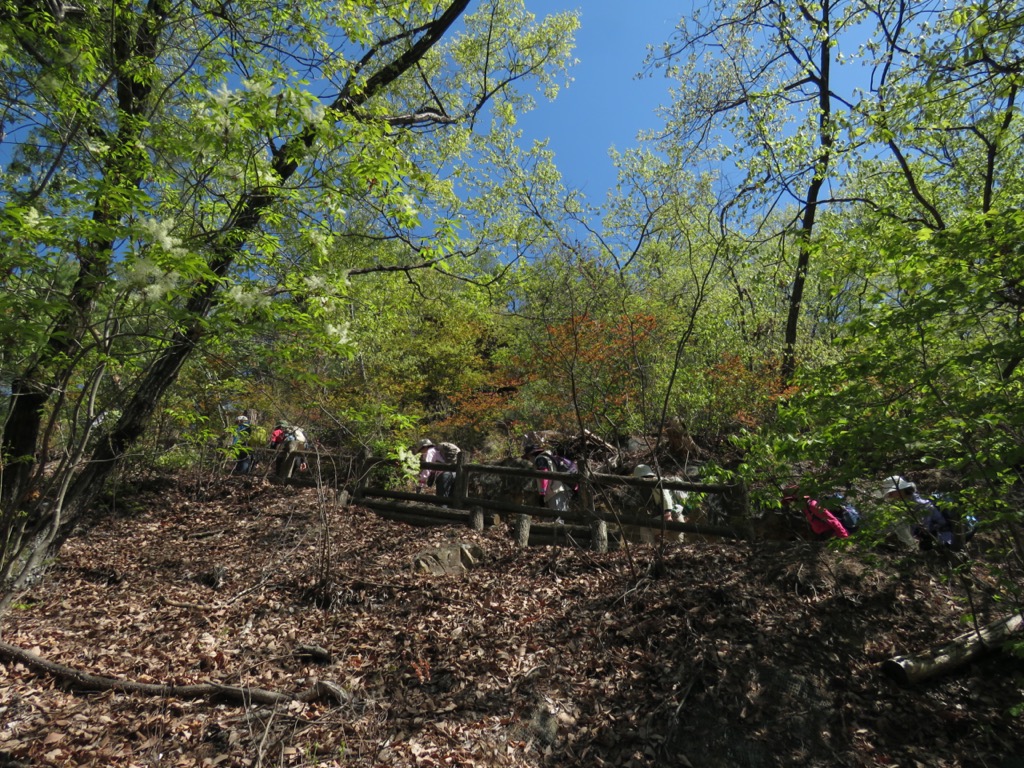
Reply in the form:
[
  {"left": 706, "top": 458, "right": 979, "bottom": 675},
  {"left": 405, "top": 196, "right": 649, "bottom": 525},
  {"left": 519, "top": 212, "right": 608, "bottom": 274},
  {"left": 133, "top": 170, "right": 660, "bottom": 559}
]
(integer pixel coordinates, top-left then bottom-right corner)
[
  {"left": 360, "top": 498, "right": 470, "bottom": 525},
  {"left": 882, "top": 613, "right": 1024, "bottom": 685},
  {"left": 0, "top": 640, "right": 347, "bottom": 706}
]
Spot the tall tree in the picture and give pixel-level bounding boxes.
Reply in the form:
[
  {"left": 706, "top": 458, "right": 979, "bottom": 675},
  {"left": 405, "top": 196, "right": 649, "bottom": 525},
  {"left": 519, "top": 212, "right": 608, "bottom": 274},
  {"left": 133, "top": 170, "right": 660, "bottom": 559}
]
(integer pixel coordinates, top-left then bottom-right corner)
[
  {"left": 735, "top": 1, "right": 1024, "bottom": 562},
  {"left": 0, "top": 0, "right": 577, "bottom": 602},
  {"left": 651, "top": 0, "right": 864, "bottom": 383}
]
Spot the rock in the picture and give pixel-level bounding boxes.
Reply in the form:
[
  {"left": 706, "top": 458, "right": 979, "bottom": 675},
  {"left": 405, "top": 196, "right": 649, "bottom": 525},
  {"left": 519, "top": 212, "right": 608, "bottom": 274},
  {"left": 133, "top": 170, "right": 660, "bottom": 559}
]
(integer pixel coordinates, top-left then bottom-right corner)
[{"left": 411, "top": 541, "right": 487, "bottom": 575}]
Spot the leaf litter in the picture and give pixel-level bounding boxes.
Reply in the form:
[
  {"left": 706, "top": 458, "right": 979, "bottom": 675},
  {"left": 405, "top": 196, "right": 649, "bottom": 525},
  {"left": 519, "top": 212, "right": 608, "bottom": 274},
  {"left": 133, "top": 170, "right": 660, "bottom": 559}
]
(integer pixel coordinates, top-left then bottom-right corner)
[{"left": 0, "top": 474, "right": 1022, "bottom": 767}]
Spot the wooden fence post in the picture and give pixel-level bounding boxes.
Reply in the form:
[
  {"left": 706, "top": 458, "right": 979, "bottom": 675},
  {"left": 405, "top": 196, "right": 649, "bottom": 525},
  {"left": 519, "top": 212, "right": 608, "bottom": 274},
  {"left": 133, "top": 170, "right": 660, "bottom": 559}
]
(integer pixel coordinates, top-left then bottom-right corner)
[
  {"left": 470, "top": 506, "right": 485, "bottom": 531},
  {"left": 352, "top": 456, "right": 368, "bottom": 505},
  {"left": 513, "top": 514, "right": 531, "bottom": 548},
  {"left": 453, "top": 451, "right": 468, "bottom": 510},
  {"left": 579, "top": 465, "right": 608, "bottom": 553},
  {"left": 723, "top": 480, "right": 750, "bottom": 518}
]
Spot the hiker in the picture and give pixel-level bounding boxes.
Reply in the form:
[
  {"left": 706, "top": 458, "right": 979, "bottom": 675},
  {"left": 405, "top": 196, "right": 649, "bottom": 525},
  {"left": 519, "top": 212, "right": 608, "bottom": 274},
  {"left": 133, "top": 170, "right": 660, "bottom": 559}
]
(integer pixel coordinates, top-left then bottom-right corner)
[
  {"left": 524, "top": 443, "right": 575, "bottom": 513},
  {"left": 270, "top": 421, "right": 307, "bottom": 477},
  {"left": 231, "top": 415, "right": 253, "bottom": 475},
  {"left": 786, "top": 487, "right": 859, "bottom": 540},
  {"left": 633, "top": 465, "right": 686, "bottom": 522},
  {"left": 878, "top": 475, "right": 956, "bottom": 550},
  {"left": 282, "top": 423, "right": 307, "bottom": 476},
  {"left": 413, "top": 438, "right": 457, "bottom": 499},
  {"left": 269, "top": 421, "right": 288, "bottom": 449},
  {"left": 791, "top": 493, "right": 850, "bottom": 541}
]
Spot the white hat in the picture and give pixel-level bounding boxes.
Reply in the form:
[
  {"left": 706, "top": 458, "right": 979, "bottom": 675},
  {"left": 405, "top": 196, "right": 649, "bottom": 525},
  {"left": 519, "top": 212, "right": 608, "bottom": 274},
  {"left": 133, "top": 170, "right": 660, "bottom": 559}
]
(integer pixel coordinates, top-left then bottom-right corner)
[
  {"left": 633, "top": 464, "right": 657, "bottom": 478},
  {"left": 878, "top": 475, "right": 915, "bottom": 497},
  {"left": 236, "top": 414, "right": 249, "bottom": 423}
]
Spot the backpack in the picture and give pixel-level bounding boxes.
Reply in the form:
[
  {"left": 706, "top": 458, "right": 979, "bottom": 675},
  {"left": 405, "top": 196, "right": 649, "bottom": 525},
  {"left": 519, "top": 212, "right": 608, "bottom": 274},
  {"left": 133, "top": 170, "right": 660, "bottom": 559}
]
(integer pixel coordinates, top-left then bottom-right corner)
[
  {"left": 552, "top": 455, "right": 577, "bottom": 474},
  {"left": 821, "top": 493, "right": 859, "bottom": 533},
  {"left": 840, "top": 505, "right": 860, "bottom": 532},
  {"left": 287, "top": 426, "right": 306, "bottom": 443},
  {"left": 436, "top": 441, "right": 461, "bottom": 464},
  {"left": 550, "top": 455, "right": 579, "bottom": 494},
  {"left": 927, "top": 494, "right": 976, "bottom": 540}
]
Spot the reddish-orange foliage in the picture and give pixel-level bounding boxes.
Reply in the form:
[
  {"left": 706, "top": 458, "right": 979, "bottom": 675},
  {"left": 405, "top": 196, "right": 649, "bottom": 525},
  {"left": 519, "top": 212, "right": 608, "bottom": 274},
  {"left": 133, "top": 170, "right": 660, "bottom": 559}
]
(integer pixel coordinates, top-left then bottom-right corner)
[
  {"left": 433, "top": 377, "right": 523, "bottom": 434},
  {"left": 539, "top": 313, "right": 658, "bottom": 370},
  {"left": 704, "top": 353, "right": 789, "bottom": 429},
  {"left": 522, "top": 313, "right": 660, "bottom": 425}
]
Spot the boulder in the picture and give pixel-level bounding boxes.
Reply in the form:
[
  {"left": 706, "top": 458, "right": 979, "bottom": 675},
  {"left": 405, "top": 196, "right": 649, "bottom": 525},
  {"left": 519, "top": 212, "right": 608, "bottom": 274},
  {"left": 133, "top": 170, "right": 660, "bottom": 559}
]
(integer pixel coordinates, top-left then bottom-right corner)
[{"left": 412, "top": 541, "right": 486, "bottom": 575}]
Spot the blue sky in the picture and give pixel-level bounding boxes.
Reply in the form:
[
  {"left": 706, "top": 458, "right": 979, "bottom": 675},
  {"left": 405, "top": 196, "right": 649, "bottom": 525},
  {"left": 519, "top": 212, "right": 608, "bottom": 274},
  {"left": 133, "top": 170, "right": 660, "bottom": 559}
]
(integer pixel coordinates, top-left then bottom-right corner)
[{"left": 516, "top": 2, "right": 682, "bottom": 203}]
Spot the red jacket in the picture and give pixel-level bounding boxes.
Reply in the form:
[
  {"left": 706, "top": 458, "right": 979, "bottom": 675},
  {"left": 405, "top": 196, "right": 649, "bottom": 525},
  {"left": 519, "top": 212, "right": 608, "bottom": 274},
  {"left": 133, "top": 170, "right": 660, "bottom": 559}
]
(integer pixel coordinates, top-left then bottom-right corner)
[{"left": 803, "top": 498, "right": 849, "bottom": 539}]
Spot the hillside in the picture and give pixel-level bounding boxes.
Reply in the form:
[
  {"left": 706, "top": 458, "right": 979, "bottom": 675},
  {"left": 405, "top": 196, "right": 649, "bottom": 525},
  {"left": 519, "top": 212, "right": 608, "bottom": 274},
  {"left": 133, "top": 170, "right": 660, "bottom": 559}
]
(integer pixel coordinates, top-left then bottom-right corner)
[{"left": 0, "top": 475, "right": 1021, "bottom": 768}]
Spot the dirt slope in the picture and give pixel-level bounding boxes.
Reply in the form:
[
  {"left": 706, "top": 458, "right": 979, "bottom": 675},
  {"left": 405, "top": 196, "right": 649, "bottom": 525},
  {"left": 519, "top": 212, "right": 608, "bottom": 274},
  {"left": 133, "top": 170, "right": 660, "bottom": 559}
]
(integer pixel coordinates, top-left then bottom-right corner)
[{"left": 0, "top": 476, "right": 1021, "bottom": 767}]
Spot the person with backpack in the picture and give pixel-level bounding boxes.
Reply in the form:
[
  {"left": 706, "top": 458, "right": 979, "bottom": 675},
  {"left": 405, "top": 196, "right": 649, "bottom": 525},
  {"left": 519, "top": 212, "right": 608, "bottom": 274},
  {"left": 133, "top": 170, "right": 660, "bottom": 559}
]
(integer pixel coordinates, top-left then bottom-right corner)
[
  {"left": 412, "top": 438, "right": 457, "bottom": 499},
  {"left": 524, "top": 443, "right": 576, "bottom": 513},
  {"left": 633, "top": 465, "right": 686, "bottom": 522},
  {"left": 285, "top": 424, "right": 307, "bottom": 474},
  {"left": 782, "top": 489, "right": 850, "bottom": 540},
  {"left": 269, "top": 421, "right": 288, "bottom": 449},
  {"left": 878, "top": 475, "right": 961, "bottom": 550},
  {"left": 803, "top": 497, "right": 850, "bottom": 540},
  {"left": 230, "top": 414, "right": 253, "bottom": 475},
  {"left": 271, "top": 421, "right": 307, "bottom": 477}
]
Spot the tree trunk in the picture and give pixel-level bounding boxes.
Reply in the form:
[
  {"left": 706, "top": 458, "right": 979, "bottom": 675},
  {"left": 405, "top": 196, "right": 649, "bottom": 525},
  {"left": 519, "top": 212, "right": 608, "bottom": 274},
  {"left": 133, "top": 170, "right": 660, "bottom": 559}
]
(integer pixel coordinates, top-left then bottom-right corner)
[
  {"left": 781, "top": 0, "right": 834, "bottom": 385},
  {"left": 882, "top": 613, "right": 1024, "bottom": 685}
]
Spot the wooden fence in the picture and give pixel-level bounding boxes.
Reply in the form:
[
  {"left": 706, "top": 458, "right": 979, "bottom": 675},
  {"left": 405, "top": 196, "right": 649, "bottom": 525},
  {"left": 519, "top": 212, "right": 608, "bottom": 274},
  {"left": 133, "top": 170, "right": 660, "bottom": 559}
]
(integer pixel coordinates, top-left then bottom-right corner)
[{"left": 352, "top": 454, "right": 751, "bottom": 552}]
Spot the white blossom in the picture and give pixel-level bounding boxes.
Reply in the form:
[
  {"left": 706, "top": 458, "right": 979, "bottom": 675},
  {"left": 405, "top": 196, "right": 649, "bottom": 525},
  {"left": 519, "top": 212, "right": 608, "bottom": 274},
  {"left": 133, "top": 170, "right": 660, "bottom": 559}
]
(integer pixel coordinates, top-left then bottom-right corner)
[
  {"left": 138, "top": 218, "right": 185, "bottom": 257},
  {"left": 209, "top": 82, "right": 234, "bottom": 108},
  {"left": 21, "top": 207, "right": 40, "bottom": 227},
  {"left": 302, "top": 101, "right": 326, "bottom": 123},
  {"left": 325, "top": 323, "right": 351, "bottom": 346},
  {"left": 143, "top": 281, "right": 173, "bottom": 301},
  {"left": 119, "top": 256, "right": 180, "bottom": 302},
  {"left": 224, "top": 284, "right": 270, "bottom": 310},
  {"left": 241, "top": 78, "right": 273, "bottom": 97},
  {"left": 123, "top": 256, "right": 163, "bottom": 287}
]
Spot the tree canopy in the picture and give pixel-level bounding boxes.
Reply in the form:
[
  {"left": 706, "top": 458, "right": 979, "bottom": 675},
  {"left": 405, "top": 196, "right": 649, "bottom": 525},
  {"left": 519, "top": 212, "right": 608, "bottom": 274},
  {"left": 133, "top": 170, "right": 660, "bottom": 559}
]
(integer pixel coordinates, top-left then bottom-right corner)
[
  {"left": 0, "top": 0, "right": 578, "bottom": 598},
  {"left": 2, "top": 0, "right": 1023, "bottom": 606}
]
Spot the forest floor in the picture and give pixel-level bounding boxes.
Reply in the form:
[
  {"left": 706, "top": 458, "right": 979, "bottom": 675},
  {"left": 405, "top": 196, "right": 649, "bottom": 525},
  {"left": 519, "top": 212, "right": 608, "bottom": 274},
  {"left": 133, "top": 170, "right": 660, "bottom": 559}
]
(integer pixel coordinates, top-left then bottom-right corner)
[{"left": 1, "top": 474, "right": 1022, "bottom": 768}]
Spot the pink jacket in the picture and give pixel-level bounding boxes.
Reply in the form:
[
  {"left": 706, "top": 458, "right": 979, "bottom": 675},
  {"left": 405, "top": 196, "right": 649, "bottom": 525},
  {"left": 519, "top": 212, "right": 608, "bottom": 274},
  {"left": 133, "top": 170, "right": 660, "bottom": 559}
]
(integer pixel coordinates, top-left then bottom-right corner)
[
  {"left": 804, "top": 499, "right": 849, "bottom": 539},
  {"left": 418, "top": 446, "right": 444, "bottom": 487}
]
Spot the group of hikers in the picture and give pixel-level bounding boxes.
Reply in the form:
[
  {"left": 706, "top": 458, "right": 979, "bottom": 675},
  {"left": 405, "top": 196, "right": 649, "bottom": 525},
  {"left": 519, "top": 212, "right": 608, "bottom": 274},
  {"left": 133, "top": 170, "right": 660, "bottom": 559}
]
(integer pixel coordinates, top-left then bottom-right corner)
[
  {"left": 785, "top": 475, "right": 977, "bottom": 551},
  {"left": 232, "top": 421, "right": 977, "bottom": 552},
  {"left": 412, "top": 434, "right": 979, "bottom": 552},
  {"left": 229, "top": 415, "right": 307, "bottom": 476},
  {"left": 410, "top": 437, "right": 580, "bottom": 512},
  {"left": 413, "top": 436, "right": 696, "bottom": 526}
]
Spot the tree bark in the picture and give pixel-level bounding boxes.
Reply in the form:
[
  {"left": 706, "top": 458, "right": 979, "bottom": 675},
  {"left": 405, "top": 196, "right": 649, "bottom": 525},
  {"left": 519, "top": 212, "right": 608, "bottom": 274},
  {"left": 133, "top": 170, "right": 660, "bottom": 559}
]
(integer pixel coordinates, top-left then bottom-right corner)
[
  {"left": 882, "top": 613, "right": 1024, "bottom": 685},
  {"left": 0, "top": 639, "right": 346, "bottom": 706}
]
